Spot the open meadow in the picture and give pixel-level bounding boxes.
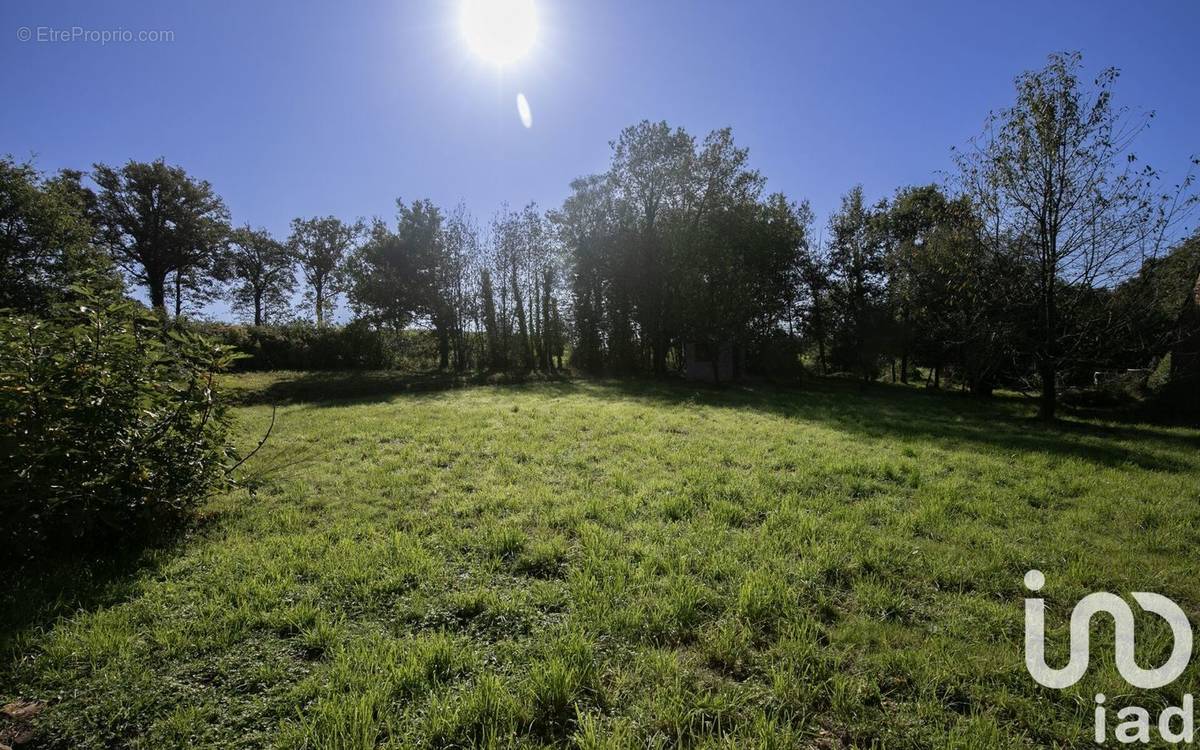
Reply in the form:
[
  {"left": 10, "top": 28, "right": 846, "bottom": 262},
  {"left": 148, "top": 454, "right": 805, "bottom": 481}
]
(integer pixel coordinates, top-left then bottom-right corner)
[
  {"left": 3, "top": 373, "right": 1199, "bottom": 748},
  {"left": 5, "top": 1, "right": 1200, "bottom": 746}
]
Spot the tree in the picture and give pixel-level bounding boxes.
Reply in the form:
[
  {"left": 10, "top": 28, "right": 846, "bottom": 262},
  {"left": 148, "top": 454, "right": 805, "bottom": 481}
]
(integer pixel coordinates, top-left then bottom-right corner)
[
  {"left": 440, "top": 204, "right": 480, "bottom": 371},
  {"left": 609, "top": 121, "right": 694, "bottom": 373},
  {"left": 553, "top": 173, "right": 620, "bottom": 373},
  {"left": 888, "top": 186, "right": 1026, "bottom": 393},
  {"left": 489, "top": 204, "right": 550, "bottom": 372},
  {"left": 92, "top": 159, "right": 229, "bottom": 315},
  {"left": 479, "top": 267, "right": 502, "bottom": 370},
  {"left": 826, "top": 186, "right": 889, "bottom": 380},
  {"left": 883, "top": 185, "right": 941, "bottom": 383},
  {"left": 1170, "top": 261, "right": 1200, "bottom": 407},
  {"left": 795, "top": 234, "right": 832, "bottom": 375},
  {"left": 395, "top": 199, "right": 458, "bottom": 370},
  {"left": 223, "top": 225, "right": 295, "bottom": 325},
  {"left": 347, "top": 218, "right": 422, "bottom": 331},
  {"left": 675, "top": 190, "right": 807, "bottom": 382},
  {"left": 0, "top": 158, "right": 105, "bottom": 313},
  {"left": 557, "top": 123, "right": 770, "bottom": 376},
  {"left": 288, "top": 216, "right": 362, "bottom": 327},
  {"left": 347, "top": 199, "right": 479, "bottom": 370},
  {"left": 957, "top": 52, "right": 1197, "bottom": 418}
]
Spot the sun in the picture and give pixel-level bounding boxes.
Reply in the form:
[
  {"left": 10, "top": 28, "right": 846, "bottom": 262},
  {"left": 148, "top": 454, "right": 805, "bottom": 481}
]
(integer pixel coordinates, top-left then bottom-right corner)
[{"left": 460, "top": 0, "right": 538, "bottom": 67}]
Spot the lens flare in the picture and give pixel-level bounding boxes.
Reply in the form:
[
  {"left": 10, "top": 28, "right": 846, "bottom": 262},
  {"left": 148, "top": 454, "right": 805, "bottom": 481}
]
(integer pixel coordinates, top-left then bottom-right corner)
[{"left": 517, "top": 93, "right": 532, "bottom": 128}]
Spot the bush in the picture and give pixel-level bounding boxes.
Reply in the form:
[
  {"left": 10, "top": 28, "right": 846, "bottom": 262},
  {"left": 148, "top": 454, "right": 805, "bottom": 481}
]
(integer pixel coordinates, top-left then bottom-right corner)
[
  {"left": 191, "top": 320, "right": 446, "bottom": 371},
  {"left": 0, "top": 284, "right": 239, "bottom": 562},
  {"left": 1147, "top": 353, "right": 1173, "bottom": 392}
]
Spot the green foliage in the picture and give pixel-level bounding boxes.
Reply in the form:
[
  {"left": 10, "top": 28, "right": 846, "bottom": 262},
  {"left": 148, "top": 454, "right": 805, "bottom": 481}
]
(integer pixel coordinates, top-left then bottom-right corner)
[
  {"left": 287, "top": 215, "right": 364, "bottom": 327},
  {"left": 0, "top": 157, "right": 108, "bottom": 314},
  {"left": 92, "top": 159, "right": 230, "bottom": 314},
  {"left": 1148, "top": 353, "right": 1173, "bottom": 392},
  {"left": 556, "top": 121, "right": 805, "bottom": 377},
  {"left": 955, "top": 52, "right": 1197, "bottom": 418},
  {"left": 826, "top": 185, "right": 890, "bottom": 380},
  {"left": 221, "top": 225, "right": 295, "bottom": 326},
  {"left": 0, "top": 282, "right": 239, "bottom": 560},
  {"left": 191, "top": 319, "right": 448, "bottom": 371},
  {"left": 346, "top": 201, "right": 442, "bottom": 332}
]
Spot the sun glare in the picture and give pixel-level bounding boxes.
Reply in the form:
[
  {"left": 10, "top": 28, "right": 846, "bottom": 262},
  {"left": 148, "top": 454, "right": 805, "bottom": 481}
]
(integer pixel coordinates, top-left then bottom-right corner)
[{"left": 460, "top": 0, "right": 538, "bottom": 67}]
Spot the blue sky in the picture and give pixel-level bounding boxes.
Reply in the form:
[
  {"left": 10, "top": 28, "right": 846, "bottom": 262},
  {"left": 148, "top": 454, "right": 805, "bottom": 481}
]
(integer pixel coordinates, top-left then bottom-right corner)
[{"left": 3, "top": 0, "right": 1198, "bottom": 316}]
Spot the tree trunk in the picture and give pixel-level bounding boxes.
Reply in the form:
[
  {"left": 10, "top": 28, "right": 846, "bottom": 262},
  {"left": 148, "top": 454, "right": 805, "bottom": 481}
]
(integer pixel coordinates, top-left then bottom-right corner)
[
  {"left": 254, "top": 289, "right": 263, "bottom": 327},
  {"left": 314, "top": 278, "right": 324, "bottom": 327},
  {"left": 1038, "top": 231, "right": 1059, "bottom": 420},
  {"left": 148, "top": 273, "right": 167, "bottom": 313},
  {"left": 541, "top": 269, "right": 553, "bottom": 372},
  {"left": 437, "top": 327, "right": 450, "bottom": 371},
  {"left": 510, "top": 265, "right": 530, "bottom": 371},
  {"left": 1038, "top": 359, "right": 1057, "bottom": 420},
  {"left": 900, "top": 352, "right": 909, "bottom": 384}
]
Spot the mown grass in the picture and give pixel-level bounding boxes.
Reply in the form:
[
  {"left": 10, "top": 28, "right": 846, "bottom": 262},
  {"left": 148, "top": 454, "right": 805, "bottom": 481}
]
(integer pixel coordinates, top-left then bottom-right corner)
[{"left": 3, "top": 373, "right": 1200, "bottom": 748}]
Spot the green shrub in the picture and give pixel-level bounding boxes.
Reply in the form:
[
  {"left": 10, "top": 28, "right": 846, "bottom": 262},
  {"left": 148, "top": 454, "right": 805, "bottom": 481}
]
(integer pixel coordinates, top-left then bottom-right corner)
[
  {"left": 0, "top": 284, "right": 239, "bottom": 561},
  {"left": 1147, "top": 353, "right": 1173, "bottom": 392},
  {"left": 190, "top": 320, "right": 449, "bottom": 371}
]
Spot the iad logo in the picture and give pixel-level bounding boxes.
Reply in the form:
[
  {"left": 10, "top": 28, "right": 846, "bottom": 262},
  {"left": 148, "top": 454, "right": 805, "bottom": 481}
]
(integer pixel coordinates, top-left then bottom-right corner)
[
  {"left": 1023, "top": 569, "right": 1192, "bottom": 689},
  {"left": 1023, "top": 570, "right": 1195, "bottom": 744}
]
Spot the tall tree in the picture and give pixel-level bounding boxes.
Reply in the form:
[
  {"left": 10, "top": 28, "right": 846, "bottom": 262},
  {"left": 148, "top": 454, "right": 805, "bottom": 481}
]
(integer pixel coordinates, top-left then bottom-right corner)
[
  {"left": 440, "top": 204, "right": 479, "bottom": 371},
  {"left": 490, "top": 204, "right": 548, "bottom": 371},
  {"left": 223, "top": 225, "right": 295, "bottom": 325},
  {"left": 827, "top": 186, "right": 889, "bottom": 381},
  {"left": 92, "top": 159, "right": 229, "bottom": 314},
  {"left": 957, "top": 52, "right": 1197, "bottom": 418},
  {"left": 1110, "top": 234, "right": 1200, "bottom": 367},
  {"left": 479, "top": 267, "right": 501, "bottom": 370},
  {"left": 394, "top": 199, "right": 455, "bottom": 369},
  {"left": 0, "top": 158, "right": 105, "bottom": 312},
  {"left": 888, "top": 186, "right": 1024, "bottom": 393},
  {"left": 609, "top": 121, "right": 694, "bottom": 373},
  {"left": 348, "top": 218, "right": 418, "bottom": 330},
  {"left": 553, "top": 174, "right": 619, "bottom": 372},
  {"left": 347, "top": 199, "right": 478, "bottom": 370},
  {"left": 557, "top": 124, "right": 769, "bottom": 376},
  {"left": 288, "top": 216, "right": 362, "bottom": 327}
]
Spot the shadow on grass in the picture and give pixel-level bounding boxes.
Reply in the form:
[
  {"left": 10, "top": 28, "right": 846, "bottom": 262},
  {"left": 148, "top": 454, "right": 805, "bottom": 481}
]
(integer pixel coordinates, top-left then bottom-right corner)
[
  {"left": 225, "top": 369, "right": 572, "bottom": 408},
  {"left": 0, "top": 509, "right": 231, "bottom": 672},
  {"left": 581, "top": 376, "right": 1200, "bottom": 473},
  {"left": 231, "top": 370, "right": 1199, "bottom": 474},
  {"left": 0, "top": 548, "right": 167, "bottom": 668}
]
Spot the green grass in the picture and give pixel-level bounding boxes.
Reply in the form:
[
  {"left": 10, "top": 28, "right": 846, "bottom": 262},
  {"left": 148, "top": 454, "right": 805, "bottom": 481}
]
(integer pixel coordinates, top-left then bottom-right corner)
[{"left": 3, "top": 372, "right": 1200, "bottom": 748}]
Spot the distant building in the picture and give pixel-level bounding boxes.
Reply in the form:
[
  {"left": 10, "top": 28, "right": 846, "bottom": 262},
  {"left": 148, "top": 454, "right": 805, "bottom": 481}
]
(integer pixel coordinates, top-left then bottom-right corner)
[{"left": 683, "top": 340, "right": 743, "bottom": 383}]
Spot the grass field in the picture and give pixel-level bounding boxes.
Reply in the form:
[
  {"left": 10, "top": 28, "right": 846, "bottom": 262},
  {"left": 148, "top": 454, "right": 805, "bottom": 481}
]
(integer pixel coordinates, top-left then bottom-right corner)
[{"left": 3, "top": 372, "right": 1200, "bottom": 748}]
